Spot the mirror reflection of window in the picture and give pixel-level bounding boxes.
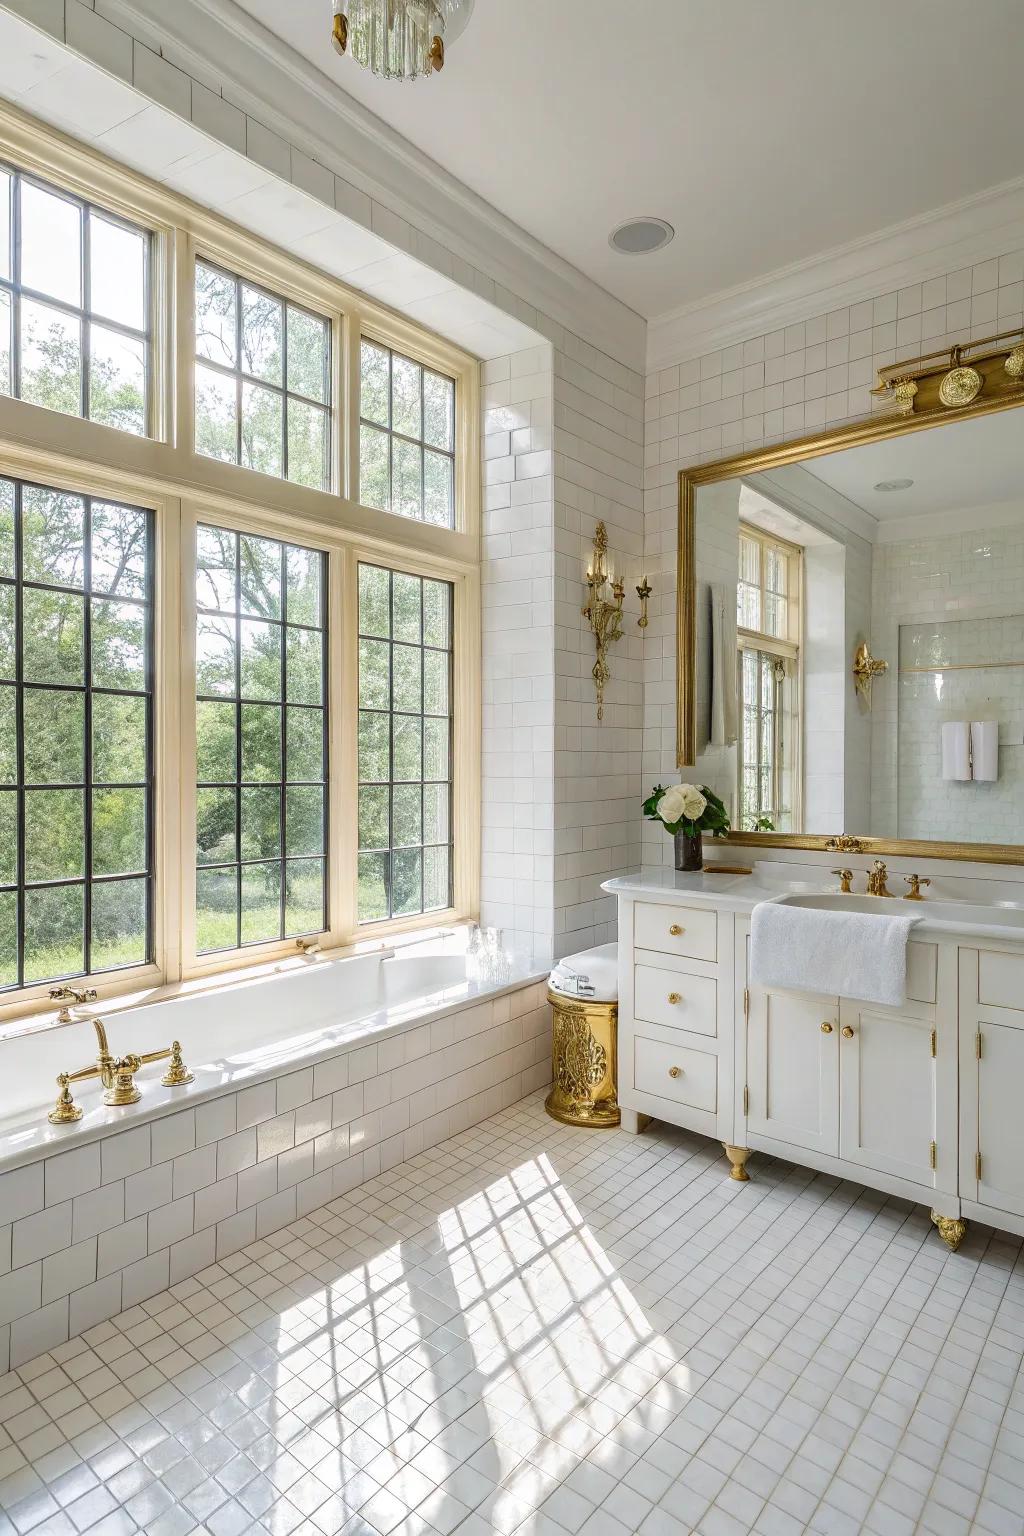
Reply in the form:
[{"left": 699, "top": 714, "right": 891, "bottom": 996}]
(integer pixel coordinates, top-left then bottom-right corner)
[{"left": 737, "top": 525, "right": 802, "bottom": 834}]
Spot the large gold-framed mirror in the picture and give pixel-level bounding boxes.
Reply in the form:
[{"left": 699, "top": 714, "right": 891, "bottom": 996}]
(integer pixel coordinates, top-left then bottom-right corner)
[{"left": 677, "top": 332, "right": 1024, "bottom": 864}]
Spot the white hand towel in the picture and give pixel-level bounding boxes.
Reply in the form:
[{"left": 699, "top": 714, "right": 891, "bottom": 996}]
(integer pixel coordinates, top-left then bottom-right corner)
[
  {"left": 709, "top": 583, "right": 738, "bottom": 748},
  {"left": 941, "top": 721, "right": 971, "bottom": 781},
  {"left": 750, "top": 900, "right": 920, "bottom": 1008},
  {"left": 971, "top": 720, "right": 999, "bottom": 782}
]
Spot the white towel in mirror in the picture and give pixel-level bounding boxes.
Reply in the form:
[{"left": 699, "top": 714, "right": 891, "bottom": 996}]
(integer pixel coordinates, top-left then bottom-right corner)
[
  {"left": 941, "top": 721, "right": 971, "bottom": 781},
  {"left": 971, "top": 720, "right": 999, "bottom": 781},
  {"left": 709, "top": 583, "right": 737, "bottom": 747}
]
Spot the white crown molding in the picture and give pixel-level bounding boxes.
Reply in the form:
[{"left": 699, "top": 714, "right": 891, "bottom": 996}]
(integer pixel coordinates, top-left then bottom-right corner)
[
  {"left": 93, "top": 0, "right": 646, "bottom": 372},
  {"left": 876, "top": 496, "right": 1024, "bottom": 546},
  {"left": 648, "top": 176, "right": 1024, "bottom": 373}
]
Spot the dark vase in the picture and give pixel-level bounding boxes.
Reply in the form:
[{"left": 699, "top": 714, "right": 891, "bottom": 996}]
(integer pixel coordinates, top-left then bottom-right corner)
[{"left": 674, "top": 828, "right": 704, "bottom": 872}]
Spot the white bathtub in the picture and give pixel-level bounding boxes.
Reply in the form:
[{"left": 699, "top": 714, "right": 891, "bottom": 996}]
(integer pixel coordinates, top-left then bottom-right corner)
[
  {"left": 0, "top": 936, "right": 551, "bottom": 1374},
  {"left": 0, "top": 941, "right": 538, "bottom": 1160}
]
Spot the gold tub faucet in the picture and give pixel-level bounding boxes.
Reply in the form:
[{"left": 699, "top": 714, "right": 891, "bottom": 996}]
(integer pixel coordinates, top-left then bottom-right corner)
[{"left": 47, "top": 1009, "right": 194, "bottom": 1126}]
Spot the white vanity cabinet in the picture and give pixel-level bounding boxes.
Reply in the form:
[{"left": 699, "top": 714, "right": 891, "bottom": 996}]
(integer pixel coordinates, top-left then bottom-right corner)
[
  {"left": 959, "top": 946, "right": 1024, "bottom": 1226},
  {"left": 740, "top": 928, "right": 957, "bottom": 1202},
  {"left": 745, "top": 984, "right": 839, "bottom": 1158},
  {"left": 608, "top": 874, "right": 1024, "bottom": 1250},
  {"left": 618, "top": 898, "right": 735, "bottom": 1145}
]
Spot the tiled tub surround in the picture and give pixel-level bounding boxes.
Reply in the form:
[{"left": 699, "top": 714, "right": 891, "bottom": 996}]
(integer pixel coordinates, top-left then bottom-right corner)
[{"left": 0, "top": 950, "right": 550, "bottom": 1374}]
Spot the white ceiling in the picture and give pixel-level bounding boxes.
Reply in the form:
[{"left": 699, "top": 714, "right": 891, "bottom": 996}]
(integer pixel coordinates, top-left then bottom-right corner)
[
  {"left": 803, "top": 409, "right": 1024, "bottom": 523},
  {"left": 236, "top": 0, "right": 1024, "bottom": 322},
  {"left": 0, "top": 7, "right": 544, "bottom": 359}
]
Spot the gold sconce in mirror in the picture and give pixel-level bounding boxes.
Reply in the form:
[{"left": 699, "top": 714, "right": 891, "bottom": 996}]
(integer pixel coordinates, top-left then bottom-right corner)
[
  {"left": 636, "top": 576, "right": 652, "bottom": 628},
  {"left": 853, "top": 641, "right": 888, "bottom": 707},
  {"left": 582, "top": 522, "right": 624, "bottom": 721}
]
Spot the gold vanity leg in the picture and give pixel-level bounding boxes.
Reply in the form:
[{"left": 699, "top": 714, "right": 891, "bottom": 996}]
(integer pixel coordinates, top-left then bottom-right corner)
[
  {"left": 723, "top": 1143, "right": 751, "bottom": 1182},
  {"left": 931, "top": 1210, "right": 967, "bottom": 1252}
]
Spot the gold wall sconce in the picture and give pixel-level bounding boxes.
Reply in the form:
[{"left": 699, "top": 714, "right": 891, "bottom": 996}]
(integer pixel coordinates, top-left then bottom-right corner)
[
  {"left": 636, "top": 577, "right": 652, "bottom": 628},
  {"left": 853, "top": 640, "right": 888, "bottom": 706},
  {"left": 582, "top": 522, "right": 624, "bottom": 721}
]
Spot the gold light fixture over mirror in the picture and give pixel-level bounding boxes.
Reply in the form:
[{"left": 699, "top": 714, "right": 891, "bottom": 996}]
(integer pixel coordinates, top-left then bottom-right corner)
[{"left": 676, "top": 325, "right": 1024, "bottom": 866}]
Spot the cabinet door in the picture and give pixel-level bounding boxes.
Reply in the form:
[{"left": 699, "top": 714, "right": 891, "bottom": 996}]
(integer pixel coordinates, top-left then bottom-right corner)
[
  {"left": 838, "top": 1001, "right": 938, "bottom": 1187},
  {"left": 747, "top": 986, "right": 839, "bottom": 1156},
  {"left": 975, "top": 1017, "right": 1024, "bottom": 1218}
]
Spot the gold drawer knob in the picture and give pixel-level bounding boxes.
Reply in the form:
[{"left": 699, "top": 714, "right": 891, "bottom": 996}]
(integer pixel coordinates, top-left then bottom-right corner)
[
  {"left": 668, "top": 1066, "right": 682, "bottom": 1079},
  {"left": 820, "top": 1022, "right": 833, "bottom": 1034},
  {"left": 668, "top": 992, "right": 682, "bottom": 1005},
  {"left": 842, "top": 1025, "right": 855, "bottom": 1039},
  {"left": 669, "top": 924, "right": 684, "bottom": 936}
]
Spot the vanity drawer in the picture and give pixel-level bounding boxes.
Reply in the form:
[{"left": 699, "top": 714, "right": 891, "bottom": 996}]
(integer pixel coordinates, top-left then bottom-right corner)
[
  {"left": 978, "top": 949, "right": 1024, "bottom": 1010},
  {"left": 634, "top": 963, "right": 717, "bottom": 1035},
  {"left": 634, "top": 902, "right": 718, "bottom": 962},
  {"left": 634, "top": 1035, "right": 717, "bottom": 1114}
]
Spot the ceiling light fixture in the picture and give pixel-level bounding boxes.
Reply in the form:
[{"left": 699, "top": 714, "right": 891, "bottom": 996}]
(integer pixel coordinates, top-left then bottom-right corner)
[
  {"left": 331, "top": 0, "right": 474, "bottom": 81},
  {"left": 873, "top": 478, "right": 914, "bottom": 492},
  {"left": 609, "top": 218, "right": 675, "bottom": 256}
]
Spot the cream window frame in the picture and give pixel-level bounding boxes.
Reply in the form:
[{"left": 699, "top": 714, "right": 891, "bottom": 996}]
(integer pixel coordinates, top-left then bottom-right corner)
[
  {"left": 737, "top": 523, "right": 804, "bottom": 834},
  {"left": 0, "top": 105, "right": 482, "bottom": 1026}
]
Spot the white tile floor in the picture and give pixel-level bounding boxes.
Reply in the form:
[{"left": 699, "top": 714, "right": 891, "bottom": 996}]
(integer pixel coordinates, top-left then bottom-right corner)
[{"left": 1, "top": 1094, "right": 1022, "bottom": 1536}]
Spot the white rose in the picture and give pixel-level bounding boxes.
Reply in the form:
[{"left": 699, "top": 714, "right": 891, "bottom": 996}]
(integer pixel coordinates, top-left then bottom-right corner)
[
  {"left": 657, "top": 784, "right": 690, "bottom": 826},
  {"left": 680, "top": 785, "right": 707, "bottom": 821}
]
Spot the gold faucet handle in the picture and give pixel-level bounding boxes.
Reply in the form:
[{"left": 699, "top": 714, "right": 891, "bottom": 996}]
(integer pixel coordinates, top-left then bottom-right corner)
[
  {"left": 904, "top": 874, "right": 931, "bottom": 900},
  {"left": 831, "top": 869, "right": 854, "bottom": 894},
  {"left": 161, "top": 1041, "right": 194, "bottom": 1087},
  {"left": 48, "top": 1073, "right": 84, "bottom": 1125}
]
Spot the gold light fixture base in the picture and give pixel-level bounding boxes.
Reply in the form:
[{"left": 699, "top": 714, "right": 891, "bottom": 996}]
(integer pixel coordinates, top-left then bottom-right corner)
[
  {"left": 853, "top": 640, "right": 888, "bottom": 706},
  {"left": 939, "top": 349, "right": 983, "bottom": 409}
]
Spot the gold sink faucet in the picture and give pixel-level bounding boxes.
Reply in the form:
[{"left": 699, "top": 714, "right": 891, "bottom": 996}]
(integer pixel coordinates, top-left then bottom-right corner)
[
  {"left": 49, "top": 984, "right": 98, "bottom": 1023},
  {"left": 866, "top": 860, "right": 894, "bottom": 897},
  {"left": 47, "top": 1003, "right": 193, "bottom": 1125}
]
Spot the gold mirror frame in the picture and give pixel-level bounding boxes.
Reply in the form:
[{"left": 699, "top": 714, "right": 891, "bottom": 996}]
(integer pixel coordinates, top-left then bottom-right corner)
[{"left": 677, "top": 378, "right": 1024, "bottom": 867}]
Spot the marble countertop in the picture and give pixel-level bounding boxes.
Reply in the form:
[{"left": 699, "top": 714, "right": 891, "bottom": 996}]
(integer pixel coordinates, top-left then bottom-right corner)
[{"left": 602, "top": 867, "right": 1024, "bottom": 944}]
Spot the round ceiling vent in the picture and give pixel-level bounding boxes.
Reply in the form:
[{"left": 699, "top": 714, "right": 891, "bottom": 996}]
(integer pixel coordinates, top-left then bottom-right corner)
[{"left": 609, "top": 217, "right": 675, "bottom": 256}]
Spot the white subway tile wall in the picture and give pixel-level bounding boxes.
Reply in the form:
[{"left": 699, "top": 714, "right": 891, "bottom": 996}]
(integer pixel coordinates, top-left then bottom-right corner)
[
  {"left": 643, "top": 251, "right": 1024, "bottom": 860},
  {"left": 0, "top": 981, "right": 550, "bottom": 1374},
  {"left": 481, "top": 341, "right": 645, "bottom": 960}
]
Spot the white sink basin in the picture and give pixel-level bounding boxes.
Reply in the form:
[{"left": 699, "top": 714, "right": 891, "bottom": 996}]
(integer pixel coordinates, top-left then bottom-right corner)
[{"left": 775, "top": 892, "right": 1024, "bottom": 931}]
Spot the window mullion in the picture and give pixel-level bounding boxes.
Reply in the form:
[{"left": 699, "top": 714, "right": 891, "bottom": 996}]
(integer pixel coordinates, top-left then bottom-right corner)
[{"left": 328, "top": 544, "right": 355, "bottom": 944}]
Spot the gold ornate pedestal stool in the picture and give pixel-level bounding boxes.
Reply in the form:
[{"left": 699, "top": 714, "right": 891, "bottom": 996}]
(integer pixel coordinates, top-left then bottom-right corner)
[{"left": 545, "top": 988, "right": 620, "bottom": 1128}]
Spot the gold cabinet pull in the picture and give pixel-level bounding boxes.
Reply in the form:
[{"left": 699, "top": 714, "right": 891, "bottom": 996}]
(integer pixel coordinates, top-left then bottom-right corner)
[
  {"left": 668, "top": 1066, "right": 682, "bottom": 1079},
  {"left": 667, "top": 992, "right": 681, "bottom": 1005},
  {"left": 841, "top": 1025, "right": 855, "bottom": 1039},
  {"left": 820, "top": 1022, "right": 833, "bottom": 1034},
  {"left": 669, "top": 924, "right": 683, "bottom": 936}
]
